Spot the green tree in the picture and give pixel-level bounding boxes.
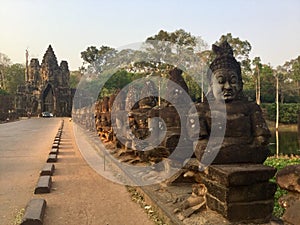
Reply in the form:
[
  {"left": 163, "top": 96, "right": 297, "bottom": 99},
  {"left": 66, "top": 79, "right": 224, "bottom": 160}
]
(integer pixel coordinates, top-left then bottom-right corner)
[
  {"left": 69, "top": 70, "right": 82, "bottom": 89},
  {"left": 80, "top": 45, "right": 117, "bottom": 74},
  {"left": 289, "top": 56, "right": 300, "bottom": 97},
  {"left": 260, "top": 64, "right": 275, "bottom": 103},
  {"left": 215, "top": 33, "right": 252, "bottom": 64},
  {"left": 215, "top": 33, "right": 252, "bottom": 84},
  {"left": 145, "top": 29, "right": 207, "bottom": 66},
  {"left": 145, "top": 29, "right": 208, "bottom": 100},
  {"left": 0, "top": 53, "right": 11, "bottom": 89},
  {"left": 4, "top": 63, "right": 25, "bottom": 94}
]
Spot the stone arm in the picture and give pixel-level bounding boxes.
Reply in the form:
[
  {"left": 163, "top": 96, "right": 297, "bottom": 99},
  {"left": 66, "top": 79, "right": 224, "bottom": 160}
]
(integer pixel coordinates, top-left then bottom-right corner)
[
  {"left": 186, "top": 103, "right": 209, "bottom": 161},
  {"left": 250, "top": 103, "right": 271, "bottom": 147}
]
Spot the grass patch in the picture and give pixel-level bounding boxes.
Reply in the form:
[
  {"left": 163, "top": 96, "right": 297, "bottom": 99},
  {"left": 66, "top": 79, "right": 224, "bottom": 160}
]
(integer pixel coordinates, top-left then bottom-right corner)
[
  {"left": 264, "top": 155, "right": 300, "bottom": 218},
  {"left": 127, "top": 186, "right": 168, "bottom": 225},
  {"left": 12, "top": 208, "right": 25, "bottom": 225}
]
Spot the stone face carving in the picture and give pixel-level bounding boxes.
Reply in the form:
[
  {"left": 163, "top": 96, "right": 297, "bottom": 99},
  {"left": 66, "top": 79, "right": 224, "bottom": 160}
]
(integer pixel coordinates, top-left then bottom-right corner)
[
  {"left": 15, "top": 45, "right": 72, "bottom": 117},
  {"left": 189, "top": 41, "right": 271, "bottom": 164}
]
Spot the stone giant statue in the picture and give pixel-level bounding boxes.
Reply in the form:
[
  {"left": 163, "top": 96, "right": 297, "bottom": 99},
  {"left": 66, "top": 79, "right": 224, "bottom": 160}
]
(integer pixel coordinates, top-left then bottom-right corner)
[{"left": 188, "top": 41, "right": 271, "bottom": 165}]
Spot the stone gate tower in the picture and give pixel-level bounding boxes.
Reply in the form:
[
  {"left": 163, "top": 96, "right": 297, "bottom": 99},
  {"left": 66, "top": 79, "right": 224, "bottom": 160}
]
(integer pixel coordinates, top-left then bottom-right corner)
[{"left": 15, "top": 45, "right": 72, "bottom": 117}]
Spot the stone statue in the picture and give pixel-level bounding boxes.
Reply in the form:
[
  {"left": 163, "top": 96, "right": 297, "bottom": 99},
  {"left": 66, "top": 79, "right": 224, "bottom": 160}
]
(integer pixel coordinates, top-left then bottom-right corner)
[{"left": 188, "top": 41, "right": 271, "bottom": 164}]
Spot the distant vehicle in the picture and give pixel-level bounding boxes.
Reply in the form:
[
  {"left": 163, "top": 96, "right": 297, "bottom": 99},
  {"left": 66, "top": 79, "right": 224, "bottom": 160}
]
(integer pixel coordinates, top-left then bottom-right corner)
[{"left": 41, "top": 112, "right": 53, "bottom": 117}]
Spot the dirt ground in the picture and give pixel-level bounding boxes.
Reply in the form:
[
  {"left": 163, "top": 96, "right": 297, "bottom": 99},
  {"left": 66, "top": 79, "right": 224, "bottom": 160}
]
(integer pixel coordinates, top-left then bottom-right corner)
[{"left": 37, "top": 120, "right": 155, "bottom": 225}]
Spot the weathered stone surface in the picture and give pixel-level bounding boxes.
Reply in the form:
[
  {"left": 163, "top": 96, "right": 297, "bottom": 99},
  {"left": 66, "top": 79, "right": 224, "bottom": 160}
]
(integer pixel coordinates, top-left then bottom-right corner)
[
  {"left": 47, "top": 154, "right": 57, "bottom": 163},
  {"left": 206, "top": 193, "right": 274, "bottom": 223},
  {"left": 282, "top": 199, "right": 300, "bottom": 225},
  {"left": 34, "top": 176, "right": 52, "bottom": 194},
  {"left": 15, "top": 45, "right": 72, "bottom": 117},
  {"left": 205, "top": 164, "right": 276, "bottom": 187},
  {"left": 279, "top": 192, "right": 300, "bottom": 209},
  {"left": 212, "top": 145, "right": 270, "bottom": 164},
  {"left": 21, "top": 199, "right": 46, "bottom": 225},
  {"left": 201, "top": 176, "right": 277, "bottom": 203},
  {"left": 199, "top": 164, "right": 276, "bottom": 223},
  {"left": 192, "top": 41, "right": 271, "bottom": 165},
  {"left": 276, "top": 164, "right": 300, "bottom": 193},
  {"left": 40, "top": 163, "right": 55, "bottom": 176}
]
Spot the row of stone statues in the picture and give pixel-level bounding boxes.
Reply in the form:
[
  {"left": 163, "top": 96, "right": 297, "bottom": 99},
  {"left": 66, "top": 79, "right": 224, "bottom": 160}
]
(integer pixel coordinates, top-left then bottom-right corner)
[
  {"left": 89, "top": 41, "right": 271, "bottom": 167},
  {"left": 73, "top": 41, "right": 276, "bottom": 223}
]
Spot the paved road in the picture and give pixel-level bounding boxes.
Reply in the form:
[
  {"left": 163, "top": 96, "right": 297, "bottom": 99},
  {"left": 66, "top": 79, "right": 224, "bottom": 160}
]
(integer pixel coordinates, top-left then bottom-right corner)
[
  {"left": 0, "top": 118, "right": 61, "bottom": 225},
  {"left": 1, "top": 118, "right": 155, "bottom": 225}
]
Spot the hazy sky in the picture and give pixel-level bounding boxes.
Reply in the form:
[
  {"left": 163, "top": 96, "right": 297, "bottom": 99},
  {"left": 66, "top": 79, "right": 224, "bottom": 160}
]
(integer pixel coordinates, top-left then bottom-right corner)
[{"left": 0, "top": 0, "right": 299, "bottom": 70}]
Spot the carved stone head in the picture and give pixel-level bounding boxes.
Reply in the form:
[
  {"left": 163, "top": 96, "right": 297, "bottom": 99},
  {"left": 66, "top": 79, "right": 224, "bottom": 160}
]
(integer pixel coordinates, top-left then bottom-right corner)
[{"left": 208, "top": 41, "right": 243, "bottom": 102}]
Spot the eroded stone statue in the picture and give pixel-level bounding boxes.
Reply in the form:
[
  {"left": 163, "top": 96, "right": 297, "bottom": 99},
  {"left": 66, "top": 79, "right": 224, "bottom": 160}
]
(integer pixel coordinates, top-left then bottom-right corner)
[{"left": 188, "top": 40, "right": 271, "bottom": 164}]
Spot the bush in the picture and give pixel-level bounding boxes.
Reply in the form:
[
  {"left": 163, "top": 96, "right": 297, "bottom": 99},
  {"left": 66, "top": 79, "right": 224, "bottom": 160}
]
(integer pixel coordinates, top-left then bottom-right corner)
[
  {"left": 261, "top": 103, "right": 300, "bottom": 124},
  {"left": 0, "top": 88, "right": 9, "bottom": 95},
  {"left": 264, "top": 156, "right": 300, "bottom": 218}
]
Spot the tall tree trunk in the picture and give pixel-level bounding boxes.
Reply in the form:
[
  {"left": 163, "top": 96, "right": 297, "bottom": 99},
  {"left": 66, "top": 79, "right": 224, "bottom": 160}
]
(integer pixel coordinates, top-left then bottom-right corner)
[
  {"left": 256, "top": 65, "right": 261, "bottom": 105},
  {"left": 276, "top": 75, "right": 279, "bottom": 157}
]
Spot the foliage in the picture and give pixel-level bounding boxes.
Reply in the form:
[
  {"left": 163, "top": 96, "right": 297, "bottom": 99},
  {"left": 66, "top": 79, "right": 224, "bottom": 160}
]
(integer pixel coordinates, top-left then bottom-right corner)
[
  {"left": 2, "top": 63, "right": 25, "bottom": 94},
  {"left": 215, "top": 33, "right": 252, "bottom": 74},
  {"left": 80, "top": 45, "right": 117, "bottom": 73},
  {"left": 261, "top": 103, "right": 300, "bottom": 124},
  {"left": 146, "top": 29, "right": 207, "bottom": 54},
  {"left": 78, "top": 31, "right": 300, "bottom": 106},
  {"left": 0, "top": 88, "right": 9, "bottom": 95},
  {"left": 264, "top": 156, "right": 300, "bottom": 218},
  {"left": 69, "top": 70, "right": 82, "bottom": 89},
  {"left": 127, "top": 186, "right": 167, "bottom": 225},
  {"left": 0, "top": 52, "right": 11, "bottom": 90},
  {"left": 182, "top": 72, "right": 202, "bottom": 102},
  {"left": 99, "top": 70, "right": 144, "bottom": 99}
]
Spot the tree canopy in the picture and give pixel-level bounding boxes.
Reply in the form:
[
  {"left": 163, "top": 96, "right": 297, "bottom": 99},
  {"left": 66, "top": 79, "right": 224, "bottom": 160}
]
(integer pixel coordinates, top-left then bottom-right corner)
[
  {"left": 78, "top": 30, "right": 300, "bottom": 104},
  {"left": 0, "top": 53, "right": 25, "bottom": 95}
]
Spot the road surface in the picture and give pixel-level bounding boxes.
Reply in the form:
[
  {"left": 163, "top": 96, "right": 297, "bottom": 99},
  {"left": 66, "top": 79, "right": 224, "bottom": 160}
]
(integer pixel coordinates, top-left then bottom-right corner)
[
  {"left": 0, "top": 118, "right": 154, "bottom": 225},
  {"left": 0, "top": 118, "right": 61, "bottom": 225}
]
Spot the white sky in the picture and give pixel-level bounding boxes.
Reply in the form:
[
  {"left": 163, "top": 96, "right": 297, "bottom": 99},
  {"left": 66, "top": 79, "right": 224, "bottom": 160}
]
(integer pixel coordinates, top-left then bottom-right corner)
[{"left": 0, "top": 0, "right": 299, "bottom": 70}]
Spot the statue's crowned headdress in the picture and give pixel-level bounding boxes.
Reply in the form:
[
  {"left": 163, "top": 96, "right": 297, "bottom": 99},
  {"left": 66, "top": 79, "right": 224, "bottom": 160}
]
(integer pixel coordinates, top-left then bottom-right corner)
[
  {"left": 206, "top": 40, "right": 244, "bottom": 101},
  {"left": 209, "top": 40, "right": 242, "bottom": 81}
]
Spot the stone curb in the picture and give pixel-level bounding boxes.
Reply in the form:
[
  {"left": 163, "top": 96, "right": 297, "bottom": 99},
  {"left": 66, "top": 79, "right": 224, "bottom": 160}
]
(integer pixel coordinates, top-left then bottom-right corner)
[
  {"left": 52, "top": 143, "right": 59, "bottom": 149},
  {"left": 34, "top": 175, "right": 52, "bottom": 194},
  {"left": 49, "top": 148, "right": 59, "bottom": 155},
  {"left": 40, "top": 163, "right": 55, "bottom": 176},
  {"left": 20, "top": 122, "right": 65, "bottom": 225},
  {"left": 20, "top": 198, "right": 46, "bottom": 225},
  {"left": 47, "top": 154, "right": 57, "bottom": 162}
]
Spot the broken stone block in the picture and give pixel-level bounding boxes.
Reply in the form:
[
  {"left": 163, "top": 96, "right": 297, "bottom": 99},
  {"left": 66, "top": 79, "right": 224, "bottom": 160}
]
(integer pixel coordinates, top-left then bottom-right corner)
[
  {"left": 206, "top": 164, "right": 276, "bottom": 187},
  {"left": 200, "top": 164, "right": 276, "bottom": 223},
  {"left": 276, "top": 164, "right": 300, "bottom": 193},
  {"left": 282, "top": 199, "right": 300, "bottom": 225},
  {"left": 206, "top": 193, "right": 274, "bottom": 223},
  {"left": 201, "top": 176, "right": 277, "bottom": 203}
]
